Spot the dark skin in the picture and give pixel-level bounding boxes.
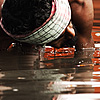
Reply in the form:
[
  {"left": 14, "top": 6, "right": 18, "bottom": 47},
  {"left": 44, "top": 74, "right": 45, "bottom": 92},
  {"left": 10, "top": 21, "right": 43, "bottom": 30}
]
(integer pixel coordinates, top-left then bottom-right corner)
[
  {"left": 69, "top": 0, "right": 94, "bottom": 50},
  {"left": 48, "top": 0, "right": 94, "bottom": 50},
  {"left": 47, "top": 21, "right": 76, "bottom": 48},
  {"left": 0, "top": 0, "right": 94, "bottom": 51}
]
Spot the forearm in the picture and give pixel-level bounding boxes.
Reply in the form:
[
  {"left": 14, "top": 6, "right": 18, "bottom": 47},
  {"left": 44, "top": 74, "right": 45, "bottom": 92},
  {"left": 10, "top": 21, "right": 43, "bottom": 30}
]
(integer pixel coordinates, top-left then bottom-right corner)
[
  {"left": 69, "top": 0, "right": 94, "bottom": 50},
  {"left": 69, "top": 0, "right": 84, "bottom": 5}
]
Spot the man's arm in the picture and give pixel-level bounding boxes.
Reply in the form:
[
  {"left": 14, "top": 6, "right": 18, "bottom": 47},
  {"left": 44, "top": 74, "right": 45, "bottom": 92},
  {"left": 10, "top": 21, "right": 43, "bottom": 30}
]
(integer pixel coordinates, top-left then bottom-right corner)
[{"left": 69, "top": 0, "right": 94, "bottom": 50}]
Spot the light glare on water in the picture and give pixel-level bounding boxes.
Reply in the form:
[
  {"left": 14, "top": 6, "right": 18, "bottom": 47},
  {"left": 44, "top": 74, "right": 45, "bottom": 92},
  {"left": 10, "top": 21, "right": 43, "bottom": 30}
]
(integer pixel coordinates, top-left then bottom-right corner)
[
  {"left": 0, "top": 44, "right": 100, "bottom": 100},
  {"left": 0, "top": 0, "right": 100, "bottom": 99}
]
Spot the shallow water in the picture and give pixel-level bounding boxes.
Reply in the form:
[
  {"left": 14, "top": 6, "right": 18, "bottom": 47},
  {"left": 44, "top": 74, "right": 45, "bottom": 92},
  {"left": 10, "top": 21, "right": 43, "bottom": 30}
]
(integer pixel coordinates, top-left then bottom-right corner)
[
  {"left": 0, "top": 1, "right": 100, "bottom": 99},
  {"left": 0, "top": 46, "right": 100, "bottom": 100}
]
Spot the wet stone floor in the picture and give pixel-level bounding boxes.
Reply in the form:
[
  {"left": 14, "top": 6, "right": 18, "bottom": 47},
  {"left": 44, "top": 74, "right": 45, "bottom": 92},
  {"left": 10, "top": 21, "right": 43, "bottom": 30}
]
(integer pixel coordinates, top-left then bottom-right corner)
[{"left": 0, "top": 45, "right": 100, "bottom": 100}]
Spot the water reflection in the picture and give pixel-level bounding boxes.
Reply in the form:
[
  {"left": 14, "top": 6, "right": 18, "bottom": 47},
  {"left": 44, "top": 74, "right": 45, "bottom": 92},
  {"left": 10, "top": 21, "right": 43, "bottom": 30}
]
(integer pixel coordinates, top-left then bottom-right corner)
[
  {"left": 0, "top": 0, "right": 100, "bottom": 99},
  {"left": 0, "top": 45, "right": 100, "bottom": 100}
]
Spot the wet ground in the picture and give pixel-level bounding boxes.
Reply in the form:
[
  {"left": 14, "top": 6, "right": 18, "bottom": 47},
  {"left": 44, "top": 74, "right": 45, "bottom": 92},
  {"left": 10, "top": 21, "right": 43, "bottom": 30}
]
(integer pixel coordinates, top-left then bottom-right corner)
[
  {"left": 0, "top": 0, "right": 100, "bottom": 100},
  {"left": 0, "top": 45, "right": 100, "bottom": 100}
]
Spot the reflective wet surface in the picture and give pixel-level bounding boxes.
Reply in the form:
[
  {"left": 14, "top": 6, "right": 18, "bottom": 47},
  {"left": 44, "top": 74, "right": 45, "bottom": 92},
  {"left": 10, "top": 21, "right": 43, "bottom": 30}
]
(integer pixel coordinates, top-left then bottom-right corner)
[
  {"left": 0, "top": 0, "right": 100, "bottom": 100},
  {"left": 0, "top": 46, "right": 100, "bottom": 100}
]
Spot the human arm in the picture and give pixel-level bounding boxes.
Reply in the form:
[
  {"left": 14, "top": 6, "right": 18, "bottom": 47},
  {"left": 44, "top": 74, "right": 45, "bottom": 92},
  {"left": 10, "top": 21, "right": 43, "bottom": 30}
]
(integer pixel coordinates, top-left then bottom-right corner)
[{"left": 69, "top": 0, "right": 94, "bottom": 50}]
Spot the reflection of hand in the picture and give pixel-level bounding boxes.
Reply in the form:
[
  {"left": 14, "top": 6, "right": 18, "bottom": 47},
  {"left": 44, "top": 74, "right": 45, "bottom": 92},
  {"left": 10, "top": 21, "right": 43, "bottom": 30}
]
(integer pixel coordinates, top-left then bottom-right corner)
[
  {"left": 74, "top": 49, "right": 95, "bottom": 58},
  {"left": 74, "top": 50, "right": 95, "bottom": 67}
]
